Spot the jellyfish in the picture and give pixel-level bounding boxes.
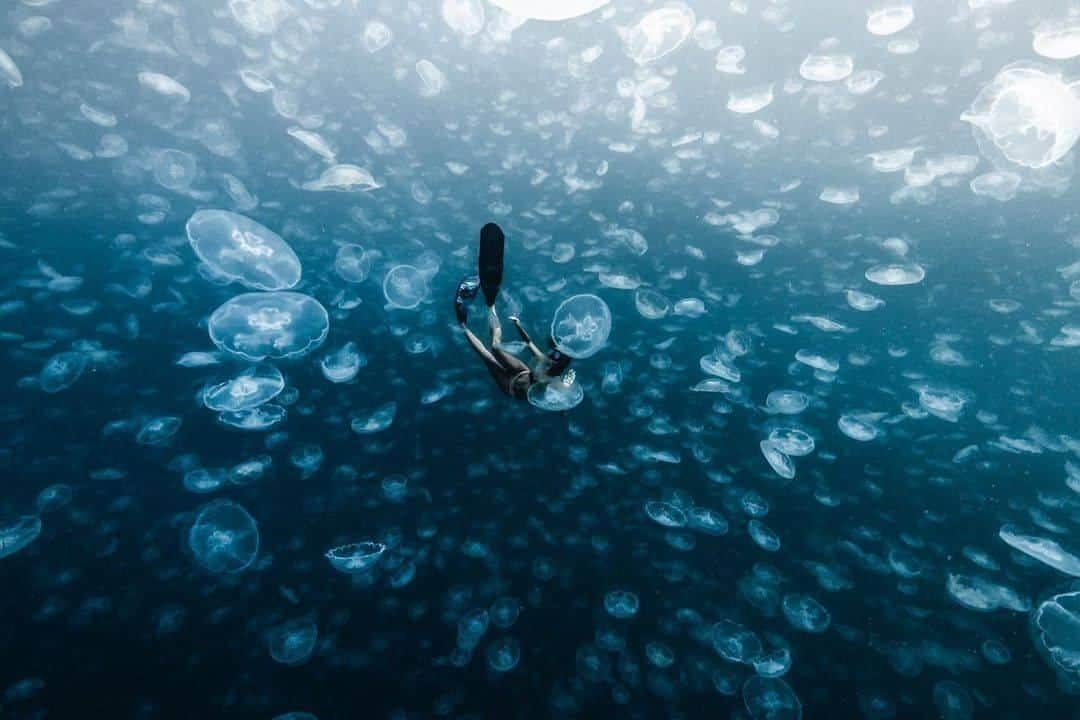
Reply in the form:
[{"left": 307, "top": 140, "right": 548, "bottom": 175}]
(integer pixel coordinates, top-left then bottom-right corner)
[
  {"left": 202, "top": 364, "right": 285, "bottom": 412},
  {"left": 267, "top": 618, "right": 318, "bottom": 666},
  {"left": 623, "top": 4, "right": 696, "bottom": 65},
  {"left": 527, "top": 378, "right": 584, "bottom": 411},
  {"left": 320, "top": 342, "right": 366, "bottom": 384},
  {"left": 153, "top": 149, "right": 198, "bottom": 191},
  {"left": 487, "top": 0, "right": 609, "bottom": 21},
  {"left": 186, "top": 210, "right": 301, "bottom": 291},
  {"left": 136, "top": 416, "right": 182, "bottom": 446},
  {"left": 382, "top": 266, "right": 429, "bottom": 309},
  {"left": 742, "top": 676, "right": 802, "bottom": 720},
  {"left": 799, "top": 54, "right": 854, "bottom": 82},
  {"left": 551, "top": 294, "right": 611, "bottom": 359},
  {"left": 325, "top": 541, "right": 387, "bottom": 574},
  {"left": 208, "top": 292, "right": 329, "bottom": 362},
  {"left": 333, "top": 244, "right": 373, "bottom": 283},
  {"left": 781, "top": 594, "right": 831, "bottom": 633},
  {"left": 603, "top": 590, "right": 640, "bottom": 619},
  {"left": 187, "top": 500, "right": 260, "bottom": 573},
  {"left": 39, "top": 351, "right": 87, "bottom": 393},
  {"left": 301, "top": 164, "right": 380, "bottom": 192},
  {"left": 0, "top": 516, "right": 42, "bottom": 559}
]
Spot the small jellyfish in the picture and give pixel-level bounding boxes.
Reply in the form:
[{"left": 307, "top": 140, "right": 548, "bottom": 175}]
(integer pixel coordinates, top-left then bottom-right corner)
[
  {"left": 187, "top": 500, "right": 259, "bottom": 573},
  {"left": 0, "top": 516, "right": 43, "bottom": 559},
  {"left": 623, "top": 3, "right": 696, "bottom": 65},
  {"left": 865, "top": 263, "right": 925, "bottom": 286},
  {"left": 267, "top": 618, "right": 318, "bottom": 666},
  {"left": 320, "top": 342, "right": 366, "bottom": 384},
  {"left": 350, "top": 402, "right": 397, "bottom": 434},
  {"left": 36, "top": 484, "right": 73, "bottom": 512},
  {"left": 39, "top": 351, "right": 87, "bottom": 393},
  {"left": 301, "top": 164, "right": 380, "bottom": 193},
  {"left": 325, "top": 541, "right": 387, "bottom": 574},
  {"left": 742, "top": 676, "right": 802, "bottom": 720},
  {"left": 603, "top": 590, "right": 640, "bottom": 619},
  {"left": 333, "top": 244, "right": 373, "bottom": 283},
  {"left": 711, "top": 620, "right": 763, "bottom": 664},
  {"left": 645, "top": 500, "right": 687, "bottom": 528},
  {"left": 486, "top": 0, "right": 609, "bottom": 22},
  {"left": 136, "top": 416, "right": 182, "bottom": 446},
  {"left": 527, "top": 378, "right": 584, "bottom": 411},
  {"left": 202, "top": 364, "right": 285, "bottom": 412},
  {"left": 219, "top": 404, "right": 286, "bottom": 431},
  {"left": 799, "top": 53, "right": 854, "bottom": 82},
  {"left": 362, "top": 20, "right": 393, "bottom": 53},
  {"left": 551, "top": 294, "right": 612, "bottom": 359},
  {"left": 486, "top": 636, "right": 521, "bottom": 672},
  {"left": 634, "top": 288, "right": 670, "bottom": 319},
  {"left": 781, "top": 594, "right": 831, "bottom": 633},
  {"left": 383, "top": 265, "right": 429, "bottom": 309},
  {"left": 153, "top": 149, "right": 198, "bottom": 191}
]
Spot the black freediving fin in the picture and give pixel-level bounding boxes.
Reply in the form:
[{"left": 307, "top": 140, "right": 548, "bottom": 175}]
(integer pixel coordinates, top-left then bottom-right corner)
[{"left": 478, "top": 222, "right": 505, "bottom": 307}]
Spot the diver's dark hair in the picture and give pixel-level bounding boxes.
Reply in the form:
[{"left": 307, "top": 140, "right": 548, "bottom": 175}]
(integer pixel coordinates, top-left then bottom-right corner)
[{"left": 547, "top": 349, "right": 572, "bottom": 377}]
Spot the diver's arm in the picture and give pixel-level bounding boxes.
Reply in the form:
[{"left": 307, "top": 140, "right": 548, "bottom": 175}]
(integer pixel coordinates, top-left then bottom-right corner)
[{"left": 508, "top": 316, "right": 547, "bottom": 361}]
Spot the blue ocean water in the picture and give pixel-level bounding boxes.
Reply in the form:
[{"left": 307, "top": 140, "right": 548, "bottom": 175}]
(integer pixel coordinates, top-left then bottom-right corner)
[{"left": 2, "top": 0, "right": 1080, "bottom": 718}]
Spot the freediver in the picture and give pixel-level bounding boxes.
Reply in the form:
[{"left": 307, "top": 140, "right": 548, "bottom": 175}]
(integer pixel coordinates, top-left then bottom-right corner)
[{"left": 454, "top": 222, "right": 573, "bottom": 400}]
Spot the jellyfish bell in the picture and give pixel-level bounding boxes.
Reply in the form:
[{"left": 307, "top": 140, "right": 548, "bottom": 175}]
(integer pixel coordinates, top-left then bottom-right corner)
[
  {"left": 487, "top": 0, "right": 609, "bottom": 21},
  {"left": 188, "top": 500, "right": 260, "bottom": 573},
  {"left": 186, "top": 210, "right": 301, "bottom": 291},
  {"left": 208, "top": 292, "right": 329, "bottom": 361},
  {"left": 551, "top": 294, "right": 611, "bottom": 359}
]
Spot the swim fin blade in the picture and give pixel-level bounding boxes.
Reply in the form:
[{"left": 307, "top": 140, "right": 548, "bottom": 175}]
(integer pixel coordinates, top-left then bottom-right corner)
[{"left": 478, "top": 222, "right": 505, "bottom": 307}]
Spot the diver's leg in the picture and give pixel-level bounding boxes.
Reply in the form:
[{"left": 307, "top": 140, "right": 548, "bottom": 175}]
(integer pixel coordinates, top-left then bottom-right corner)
[
  {"left": 462, "top": 326, "right": 514, "bottom": 396},
  {"left": 479, "top": 222, "right": 505, "bottom": 307}
]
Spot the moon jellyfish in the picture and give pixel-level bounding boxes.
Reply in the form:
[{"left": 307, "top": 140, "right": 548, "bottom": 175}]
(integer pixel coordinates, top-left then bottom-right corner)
[
  {"left": 301, "top": 164, "right": 381, "bottom": 192},
  {"left": 799, "top": 54, "right": 854, "bottom": 82},
  {"left": 867, "top": 6, "right": 914, "bottom": 36},
  {"left": 634, "top": 288, "right": 670, "bottom": 319},
  {"left": 765, "top": 390, "right": 809, "bottom": 415},
  {"left": 486, "top": 636, "right": 521, "bottom": 672},
  {"left": 0, "top": 516, "right": 42, "bottom": 559},
  {"left": 326, "top": 541, "right": 387, "bottom": 574},
  {"left": 39, "top": 351, "right": 87, "bottom": 393},
  {"left": 186, "top": 210, "right": 301, "bottom": 291},
  {"left": 203, "top": 364, "right": 284, "bottom": 412},
  {"left": 527, "top": 377, "right": 584, "bottom": 411},
  {"left": 623, "top": 3, "right": 696, "bottom": 65},
  {"left": 781, "top": 594, "right": 831, "bottom": 633},
  {"left": 999, "top": 525, "right": 1080, "bottom": 577},
  {"left": 970, "top": 171, "right": 1021, "bottom": 201},
  {"left": 728, "top": 85, "right": 774, "bottom": 114},
  {"left": 187, "top": 500, "right": 259, "bottom": 573},
  {"left": 768, "top": 428, "right": 815, "bottom": 457},
  {"left": 267, "top": 618, "right": 318, "bottom": 666},
  {"left": 551, "top": 294, "right": 611, "bottom": 359},
  {"left": 1032, "top": 591, "right": 1080, "bottom": 690},
  {"left": 846, "top": 289, "right": 885, "bottom": 311},
  {"left": 933, "top": 681, "right": 973, "bottom": 720},
  {"left": 645, "top": 500, "right": 687, "bottom": 528},
  {"left": 362, "top": 20, "right": 393, "bottom": 53},
  {"left": 218, "top": 404, "right": 286, "bottom": 431},
  {"left": 865, "top": 263, "right": 925, "bottom": 286},
  {"left": 0, "top": 47, "right": 24, "bottom": 88},
  {"left": 136, "top": 416, "right": 182, "bottom": 446},
  {"left": 1034, "top": 23, "right": 1080, "bottom": 60},
  {"left": 487, "top": 0, "right": 609, "bottom": 21},
  {"left": 415, "top": 60, "right": 446, "bottom": 96},
  {"left": 137, "top": 71, "right": 190, "bottom": 102},
  {"left": 748, "top": 519, "right": 782, "bottom": 552},
  {"left": 383, "top": 266, "right": 428, "bottom": 309},
  {"left": 603, "top": 590, "right": 640, "bottom": 619},
  {"left": 743, "top": 676, "right": 802, "bottom": 720},
  {"left": 442, "top": 0, "right": 485, "bottom": 36},
  {"left": 333, "top": 244, "right": 374, "bottom": 283},
  {"left": 153, "top": 149, "right": 197, "bottom": 191},
  {"left": 687, "top": 506, "right": 729, "bottom": 535},
  {"left": 838, "top": 414, "right": 881, "bottom": 442},
  {"left": 961, "top": 63, "right": 1080, "bottom": 170},
  {"left": 36, "top": 484, "right": 73, "bottom": 512},
  {"left": 712, "top": 620, "right": 763, "bottom": 664},
  {"left": 351, "top": 402, "right": 397, "bottom": 434},
  {"left": 320, "top": 342, "right": 366, "bottom": 383},
  {"left": 208, "top": 292, "right": 329, "bottom": 361}
]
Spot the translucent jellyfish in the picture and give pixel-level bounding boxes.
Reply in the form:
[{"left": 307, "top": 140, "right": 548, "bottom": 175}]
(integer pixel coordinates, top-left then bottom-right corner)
[
  {"left": 687, "top": 506, "right": 729, "bottom": 535},
  {"left": 728, "top": 85, "right": 774, "bottom": 114},
  {"left": 867, "top": 6, "right": 914, "bottom": 36},
  {"left": 865, "top": 263, "right": 925, "bottom": 286},
  {"left": 326, "top": 541, "right": 386, "bottom": 574},
  {"left": 136, "top": 416, "right": 182, "bottom": 446},
  {"left": 219, "top": 404, "right": 286, "bottom": 431},
  {"left": 700, "top": 351, "right": 741, "bottom": 381},
  {"left": 188, "top": 500, "right": 259, "bottom": 573},
  {"left": 1031, "top": 591, "right": 1080, "bottom": 689},
  {"left": 781, "top": 594, "right": 831, "bottom": 633},
  {"left": 743, "top": 676, "right": 802, "bottom": 720},
  {"left": 820, "top": 187, "right": 859, "bottom": 205},
  {"left": 239, "top": 68, "right": 274, "bottom": 93},
  {"left": 961, "top": 63, "right": 1080, "bottom": 170},
  {"left": 980, "top": 639, "right": 1012, "bottom": 665},
  {"left": 320, "top": 342, "right": 366, "bottom": 383},
  {"left": 603, "top": 590, "right": 640, "bottom": 619},
  {"left": 768, "top": 428, "right": 815, "bottom": 457},
  {"left": 186, "top": 210, "right": 301, "bottom": 291},
  {"left": 0, "top": 516, "right": 42, "bottom": 559},
  {"left": 716, "top": 45, "right": 747, "bottom": 74},
  {"left": 203, "top": 365, "right": 284, "bottom": 412},
  {"left": 748, "top": 519, "right": 782, "bottom": 551},
  {"left": 528, "top": 378, "right": 584, "bottom": 411},
  {"left": 846, "top": 289, "right": 885, "bottom": 311},
  {"left": 39, "top": 351, "right": 87, "bottom": 393},
  {"left": 933, "top": 681, "right": 973, "bottom": 720},
  {"left": 267, "top": 618, "right": 318, "bottom": 666},
  {"left": 208, "top": 292, "right": 329, "bottom": 361},
  {"left": 302, "top": 164, "right": 380, "bottom": 193},
  {"left": 487, "top": 0, "right": 609, "bottom": 21},
  {"left": 490, "top": 597, "right": 520, "bottom": 629},
  {"left": 138, "top": 72, "right": 190, "bottom": 102},
  {"left": 383, "top": 265, "right": 429, "bottom": 309},
  {"left": 415, "top": 60, "right": 446, "bottom": 96},
  {"left": 848, "top": 69, "right": 886, "bottom": 95},
  {"left": 36, "top": 484, "right": 73, "bottom": 512},
  {"left": 946, "top": 573, "right": 1029, "bottom": 612},
  {"left": 623, "top": 3, "right": 696, "bottom": 65},
  {"left": 760, "top": 441, "right": 795, "bottom": 480},
  {"left": 1034, "top": 23, "right": 1080, "bottom": 60},
  {"left": 442, "top": 0, "right": 485, "bottom": 35},
  {"left": 645, "top": 500, "right": 687, "bottom": 528},
  {"left": 915, "top": 385, "right": 969, "bottom": 422},
  {"left": 838, "top": 414, "right": 881, "bottom": 442},
  {"left": 334, "top": 244, "right": 374, "bottom": 283},
  {"left": 712, "top": 620, "right": 763, "bottom": 663},
  {"left": 351, "top": 402, "right": 397, "bottom": 434},
  {"left": 799, "top": 54, "right": 854, "bottom": 82},
  {"left": 0, "top": 47, "right": 23, "bottom": 88},
  {"left": 765, "top": 390, "right": 809, "bottom": 415},
  {"left": 287, "top": 127, "right": 335, "bottom": 163},
  {"left": 363, "top": 20, "right": 393, "bottom": 53},
  {"left": 970, "top": 171, "right": 1021, "bottom": 201},
  {"left": 999, "top": 524, "right": 1080, "bottom": 577},
  {"left": 486, "top": 636, "right": 521, "bottom": 672},
  {"left": 153, "top": 149, "right": 197, "bottom": 191},
  {"left": 551, "top": 294, "right": 611, "bottom": 359}
]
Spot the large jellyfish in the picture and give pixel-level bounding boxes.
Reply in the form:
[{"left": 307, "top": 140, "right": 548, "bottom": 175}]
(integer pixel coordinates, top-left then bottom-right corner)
[
  {"left": 186, "top": 210, "right": 301, "bottom": 291},
  {"left": 1031, "top": 590, "right": 1080, "bottom": 692},
  {"left": 551, "top": 294, "right": 611, "bottom": 359},
  {"left": 623, "top": 3, "right": 696, "bottom": 65},
  {"left": 208, "top": 292, "right": 329, "bottom": 361},
  {"left": 962, "top": 63, "right": 1080, "bottom": 170},
  {"left": 202, "top": 364, "right": 285, "bottom": 412},
  {"left": 527, "top": 377, "right": 584, "bottom": 411},
  {"left": 187, "top": 500, "right": 259, "bottom": 573}
]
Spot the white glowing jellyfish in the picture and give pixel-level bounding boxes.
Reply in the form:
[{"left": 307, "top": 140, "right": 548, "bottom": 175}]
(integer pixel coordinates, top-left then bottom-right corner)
[
  {"left": 334, "top": 244, "right": 373, "bottom": 283},
  {"left": 208, "top": 292, "right": 329, "bottom": 361},
  {"left": 865, "top": 263, "right": 926, "bottom": 286},
  {"left": 441, "top": 0, "right": 485, "bottom": 35},
  {"left": 383, "top": 265, "right": 429, "bottom": 309},
  {"left": 1033, "top": 23, "right": 1080, "bottom": 60},
  {"left": 962, "top": 63, "right": 1080, "bottom": 170},
  {"left": 623, "top": 3, "right": 696, "bottom": 65},
  {"left": 799, "top": 54, "right": 854, "bottom": 82},
  {"left": 0, "top": 47, "right": 24, "bottom": 88},
  {"left": 188, "top": 500, "right": 259, "bottom": 573},
  {"left": 186, "top": 210, "right": 301, "bottom": 291},
  {"left": 1031, "top": 590, "right": 1080, "bottom": 691},
  {"left": 0, "top": 516, "right": 42, "bottom": 559},
  {"left": 153, "top": 149, "right": 197, "bottom": 191},
  {"left": 551, "top": 294, "right": 611, "bottom": 359},
  {"left": 867, "top": 6, "right": 914, "bottom": 36},
  {"left": 301, "top": 164, "right": 381, "bottom": 192},
  {"left": 528, "top": 377, "right": 584, "bottom": 411},
  {"left": 39, "top": 351, "right": 87, "bottom": 393},
  {"left": 202, "top": 364, "right": 285, "bottom": 412},
  {"left": 326, "top": 541, "right": 387, "bottom": 574},
  {"left": 267, "top": 619, "right": 318, "bottom": 666},
  {"left": 487, "top": 0, "right": 609, "bottom": 21}
]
